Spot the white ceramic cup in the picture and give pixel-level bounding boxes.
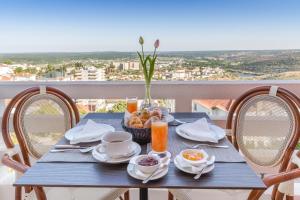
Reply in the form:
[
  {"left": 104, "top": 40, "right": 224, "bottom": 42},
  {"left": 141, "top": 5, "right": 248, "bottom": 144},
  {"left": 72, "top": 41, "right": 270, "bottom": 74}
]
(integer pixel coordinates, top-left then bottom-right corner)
[
  {"left": 100, "top": 131, "right": 133, "bottom": 157},
  {"left": 159, "top": 107, "right": 170, "bottom": 116}
]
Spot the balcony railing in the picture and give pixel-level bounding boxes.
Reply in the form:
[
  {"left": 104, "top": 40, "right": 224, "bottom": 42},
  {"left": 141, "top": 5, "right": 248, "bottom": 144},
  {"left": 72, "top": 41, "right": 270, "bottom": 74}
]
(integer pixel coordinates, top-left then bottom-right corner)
[{"left": 2, "top": 80, "right": 300, "bottom": 112}]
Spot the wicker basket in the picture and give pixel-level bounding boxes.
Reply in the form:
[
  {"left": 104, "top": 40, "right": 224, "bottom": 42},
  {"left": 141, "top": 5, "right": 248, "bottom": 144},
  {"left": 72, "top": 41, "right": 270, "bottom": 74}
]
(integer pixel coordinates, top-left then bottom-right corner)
[{"left": 121, "top": 120, "right": 151, "bottom": 144}]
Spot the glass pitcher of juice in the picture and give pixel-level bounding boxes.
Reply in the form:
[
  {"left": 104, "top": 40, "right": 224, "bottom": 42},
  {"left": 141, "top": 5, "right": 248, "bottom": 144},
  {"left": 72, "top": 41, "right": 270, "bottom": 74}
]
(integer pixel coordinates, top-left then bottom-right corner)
[
  {"left": 151, "top": 118, "right": 168, "bottom": 153},
  {"left": 126, "top": 97, "right": 137, "bottom": 113}
]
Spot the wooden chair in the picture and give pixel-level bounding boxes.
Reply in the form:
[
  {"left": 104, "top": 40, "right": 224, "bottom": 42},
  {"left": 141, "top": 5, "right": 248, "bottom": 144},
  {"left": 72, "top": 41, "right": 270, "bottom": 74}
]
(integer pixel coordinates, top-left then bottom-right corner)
[
  {"left": 1, "top": 86, "right": 129, "bottom": 200},
  {"left": 169, "top": 86, "right": 300, "bottom": 200}
]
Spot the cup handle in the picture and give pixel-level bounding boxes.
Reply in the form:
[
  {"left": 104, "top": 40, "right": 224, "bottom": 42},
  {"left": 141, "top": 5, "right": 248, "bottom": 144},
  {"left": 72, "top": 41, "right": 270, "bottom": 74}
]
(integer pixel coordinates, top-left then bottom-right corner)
[
  {"left": 167, "top": 107, "right": 171, "bottom": 113},
  {"left": 98, "top": 143, "right": 107, "bottom": 153}
]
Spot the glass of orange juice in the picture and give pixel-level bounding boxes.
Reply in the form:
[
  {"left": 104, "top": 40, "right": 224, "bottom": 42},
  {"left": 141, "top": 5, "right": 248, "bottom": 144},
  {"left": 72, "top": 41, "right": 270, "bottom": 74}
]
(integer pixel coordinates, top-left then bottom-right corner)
[
  {"left": 151, "top": 118, "right": 168, "bottom": 153},
  {"left": 126, "top": 97, "right": 138, "bottom": 113}
]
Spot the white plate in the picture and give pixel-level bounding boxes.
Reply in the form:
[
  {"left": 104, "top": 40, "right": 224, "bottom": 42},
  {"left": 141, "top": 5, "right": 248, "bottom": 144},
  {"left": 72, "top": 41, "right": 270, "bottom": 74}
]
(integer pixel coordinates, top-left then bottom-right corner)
[
  {"left": 92, "top": 142, "right": 141, "bottom": 164},
  {"left": 65, "top": 123, "right": 115, "bottom": 143},
  {"left": 127, "top": 157, "right": 169, "bottom": 181},
  {"left": 164, "top": 114, "right": 175, "bottom": 123},
  {"left": 175, "top": 123, "right": 225, "bottom": 142},
  {"left": 174, "top": 155, "right": 214, "bottom": 175}
]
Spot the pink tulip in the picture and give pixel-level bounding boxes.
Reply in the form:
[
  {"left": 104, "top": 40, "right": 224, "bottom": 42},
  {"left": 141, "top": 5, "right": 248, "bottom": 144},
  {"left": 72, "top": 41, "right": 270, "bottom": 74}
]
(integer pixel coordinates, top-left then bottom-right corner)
[{"left": 154, "top": 39, "right": 160, "bottom": 48}]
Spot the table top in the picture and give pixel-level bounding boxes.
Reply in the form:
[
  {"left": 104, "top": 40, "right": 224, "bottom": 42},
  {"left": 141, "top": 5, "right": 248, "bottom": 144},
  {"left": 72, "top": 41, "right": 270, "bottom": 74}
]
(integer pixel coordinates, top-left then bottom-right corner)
[{"left": 15, "top": 112, "right": 266, "bottom": 190}]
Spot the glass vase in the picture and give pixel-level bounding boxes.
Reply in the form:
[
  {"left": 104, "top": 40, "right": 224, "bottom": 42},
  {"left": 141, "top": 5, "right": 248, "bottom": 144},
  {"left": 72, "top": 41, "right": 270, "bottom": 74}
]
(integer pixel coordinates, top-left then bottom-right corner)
[{"left": 141, "top": 83, "right": 154, "bottom": 109}]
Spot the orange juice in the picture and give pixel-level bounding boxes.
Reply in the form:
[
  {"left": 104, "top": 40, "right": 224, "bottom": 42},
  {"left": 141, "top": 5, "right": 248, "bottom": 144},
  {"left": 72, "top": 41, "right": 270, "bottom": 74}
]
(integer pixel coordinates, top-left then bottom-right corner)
[
  {"left": 127, "top": 100, "right": 137, "bottom": 113},
  {"left": 151, "top": 121, "right": 168, "bottom": 153}
]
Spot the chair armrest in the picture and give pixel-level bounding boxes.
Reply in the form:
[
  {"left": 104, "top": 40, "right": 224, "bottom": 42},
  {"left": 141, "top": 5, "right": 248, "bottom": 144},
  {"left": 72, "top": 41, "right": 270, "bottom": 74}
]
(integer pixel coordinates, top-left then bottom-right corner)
[
  {"left": 248, "top": 169, "right": 300, "bottom": 200},
  {"left": 1, "top": 153, "right": 29, "bottom": 174},
  {"left": 263, "top": 168, "right": 300, "bottom": 187},
  {"left": 1, "top": 147, "right": 34, "bottom": 194},
  {"left": 0, "top": 145, "right": 20, "bottom": 158}
]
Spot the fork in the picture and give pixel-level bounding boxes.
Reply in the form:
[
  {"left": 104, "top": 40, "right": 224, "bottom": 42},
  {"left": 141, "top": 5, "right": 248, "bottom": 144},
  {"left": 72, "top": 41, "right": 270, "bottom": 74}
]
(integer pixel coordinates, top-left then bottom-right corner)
[
  {"left": 183, "top": 142, "right": 229, "bottom": 149},
  {"left": 54, "top": 144, "right": 84, "bottom": 149},
  {"left": 174, "top": 119, "right": 187, "bottom": 124},
  {"left": 50, "top": 146, "right": 96, "bottom": 153}
]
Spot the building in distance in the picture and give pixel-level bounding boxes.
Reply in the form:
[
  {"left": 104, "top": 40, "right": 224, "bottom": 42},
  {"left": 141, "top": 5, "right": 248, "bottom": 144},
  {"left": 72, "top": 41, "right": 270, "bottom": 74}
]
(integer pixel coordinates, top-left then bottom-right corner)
[{"left": 74, "top": 66, "right": 106, "bottom": 81}]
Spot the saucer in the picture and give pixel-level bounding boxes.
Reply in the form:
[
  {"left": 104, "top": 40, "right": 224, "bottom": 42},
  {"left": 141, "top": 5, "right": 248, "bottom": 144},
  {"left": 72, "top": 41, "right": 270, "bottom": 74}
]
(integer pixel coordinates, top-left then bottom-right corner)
[
  {"left": 174, "top": 155, "right": 214, "bottom": 175},
  {"left": 127, "top": 156, "right": 169, "bottom": 181},
  {"left": 175, "top": 123, "right": 225, "bottom": 142},
  {"left": 92, "top": 142, "right": 141, "bottom": 164}
]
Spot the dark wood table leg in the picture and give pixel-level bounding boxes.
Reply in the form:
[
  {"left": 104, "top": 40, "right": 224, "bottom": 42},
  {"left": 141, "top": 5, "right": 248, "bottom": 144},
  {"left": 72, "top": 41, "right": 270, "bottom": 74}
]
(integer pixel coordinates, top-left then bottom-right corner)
[{"left": 140, "top": 188, "right": 148, "bottom": 200}]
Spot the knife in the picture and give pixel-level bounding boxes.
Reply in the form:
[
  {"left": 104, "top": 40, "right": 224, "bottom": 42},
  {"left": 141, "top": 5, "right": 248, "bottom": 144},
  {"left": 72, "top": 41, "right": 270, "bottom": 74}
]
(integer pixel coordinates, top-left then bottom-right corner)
[{"left": 54, "top": 144, "right": 84, "bottom": 149}]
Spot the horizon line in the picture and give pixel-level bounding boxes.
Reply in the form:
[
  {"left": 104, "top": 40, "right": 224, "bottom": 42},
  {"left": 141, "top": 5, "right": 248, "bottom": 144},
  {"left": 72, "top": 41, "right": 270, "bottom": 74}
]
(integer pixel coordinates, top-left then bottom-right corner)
[{"left": 1, "top": 48, "right": 300, "bottom": 54}]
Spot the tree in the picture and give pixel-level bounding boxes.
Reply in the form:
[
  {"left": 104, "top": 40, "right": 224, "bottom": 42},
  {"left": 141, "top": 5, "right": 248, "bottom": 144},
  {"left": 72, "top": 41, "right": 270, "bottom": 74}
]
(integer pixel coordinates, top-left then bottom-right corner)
[
  {"left": 96, "top": 107, "right": 107, "bottom": 113},
  {"left": 24, "top": 68, "right": 37, "bottom": 74},
  {"left": 199, "top": 65, "right": 204, "bottom": 76},
  {"left": 42, "top": 64, "right": 57, "bottom": 78},
  {"left": 61, "top": 65, "right": 67, "bottom": 76},
  {"left": 14, "top": 67, "right": 24, "bottom": 74},
  {"left": 75, "top": 62, "right": 83, "bottom": 70},
  {"left": 110, "top": 101, "right": 126, "bottom": 113},
  {"left": 3, "top": 60, "right": 12, "bottom": 65},
  {"left": 45, "top": 64, "right": 55, "bottom": 73}
]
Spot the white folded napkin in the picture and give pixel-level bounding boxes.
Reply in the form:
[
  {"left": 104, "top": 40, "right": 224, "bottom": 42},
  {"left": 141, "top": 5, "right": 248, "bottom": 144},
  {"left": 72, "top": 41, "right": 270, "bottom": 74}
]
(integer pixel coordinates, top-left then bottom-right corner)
[
  {"left": 124, "top": 110, "right": 131, "bottom": 126},
  {"left": 179, "top": 118, "right": 219, "bottom": 143},
  {"left": 69, "top": 120, "right": 112, "bottom": 144},
  {"left": 176, "top": 156, "right": 205, "bottom": 173}
]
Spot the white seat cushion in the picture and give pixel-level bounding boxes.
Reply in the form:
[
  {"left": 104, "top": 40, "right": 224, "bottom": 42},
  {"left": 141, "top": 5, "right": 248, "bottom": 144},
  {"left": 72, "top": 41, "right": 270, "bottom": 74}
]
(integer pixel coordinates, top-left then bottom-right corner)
[
  {"left": 24, "top": 187, "right": 127, "bottom": 200},
  {"left": 169, "top": 188, "right": 272, "bottom": 200}
]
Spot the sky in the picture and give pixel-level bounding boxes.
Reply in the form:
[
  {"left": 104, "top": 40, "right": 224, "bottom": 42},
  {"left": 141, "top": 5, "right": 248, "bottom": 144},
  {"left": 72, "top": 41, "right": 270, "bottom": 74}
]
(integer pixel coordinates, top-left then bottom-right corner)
[{"left": 0, "top": 0, "right": 300, "bottom": 53}]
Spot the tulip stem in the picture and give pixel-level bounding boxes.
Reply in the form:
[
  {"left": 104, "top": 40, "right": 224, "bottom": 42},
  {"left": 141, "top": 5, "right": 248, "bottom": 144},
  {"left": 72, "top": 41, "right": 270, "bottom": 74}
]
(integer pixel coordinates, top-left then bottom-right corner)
[{"left": 153, "top": 48, "right": 156, "bottom": 58}]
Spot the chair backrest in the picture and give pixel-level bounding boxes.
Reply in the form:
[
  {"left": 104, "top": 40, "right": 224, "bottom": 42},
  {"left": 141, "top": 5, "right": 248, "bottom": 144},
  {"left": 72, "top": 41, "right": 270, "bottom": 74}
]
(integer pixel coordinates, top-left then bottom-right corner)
[
  {"left": 227, "top": 86, "right": 300, "bottom": 175},
  {"left": 1, "top": 86, "right": 80, "bottom": 166}
]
